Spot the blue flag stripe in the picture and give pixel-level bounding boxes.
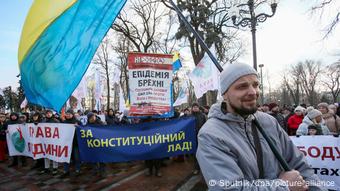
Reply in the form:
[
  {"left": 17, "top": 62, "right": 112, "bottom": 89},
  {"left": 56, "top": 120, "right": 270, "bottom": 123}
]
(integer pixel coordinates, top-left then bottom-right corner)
[{"left": 20, "top": 0, "right": 126, "bottom": 111}]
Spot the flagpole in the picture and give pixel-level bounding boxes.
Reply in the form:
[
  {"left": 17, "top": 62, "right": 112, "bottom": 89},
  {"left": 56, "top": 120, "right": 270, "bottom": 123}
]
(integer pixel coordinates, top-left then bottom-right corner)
[
  {"left": 168, "top": 0, "right": 291, "bottom": 172},
  {"left": 168, "top": 0, "right": 223, "bottom": 72}
]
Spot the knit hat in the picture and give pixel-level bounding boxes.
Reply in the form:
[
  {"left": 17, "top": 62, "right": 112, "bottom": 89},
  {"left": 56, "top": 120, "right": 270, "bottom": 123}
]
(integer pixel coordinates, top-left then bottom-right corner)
[
  {"left": 294, "top": 106, "right": 305, "bottom": 112},
  {"left": 87, "top": 112, "right": 95, "bottom": 119},
  {"left": 308, "top": 124, "right": 318, "bottom": 130},
  {"left": 192, "top": 102, "right": 200, "bottom": 108},
  {"left": 306, "top": 106, "right": 314, "bottom": 114},
  {"left": 317, "top": 102, "right": 328, "bottom": 109},
  {"left": 220, "top": 63, "right": 258, "bottom": 95},
  {"left": 268, "top": 102, "right": 278, "bottom": 111},
  {"left": 307, "top": 109, "right": 322, "bottom": 119},
  {"left": 66, "top": 109, "right": 74, "bottom": 115}
]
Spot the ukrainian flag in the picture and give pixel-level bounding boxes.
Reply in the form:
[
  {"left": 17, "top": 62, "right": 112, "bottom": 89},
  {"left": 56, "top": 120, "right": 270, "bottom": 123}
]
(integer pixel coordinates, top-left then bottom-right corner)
[
  {"left": 173, "top": 52, "right": 182, "bottom": 73},
  {"left": 18, "top": 0, "right": 126, "bottom": 112}
]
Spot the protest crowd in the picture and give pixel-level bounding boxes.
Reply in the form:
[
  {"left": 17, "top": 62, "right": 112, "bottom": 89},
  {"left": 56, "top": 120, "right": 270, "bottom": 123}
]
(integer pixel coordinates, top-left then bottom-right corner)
[{"left": 1, "top": 101, "right": 339, "bottom": 178}]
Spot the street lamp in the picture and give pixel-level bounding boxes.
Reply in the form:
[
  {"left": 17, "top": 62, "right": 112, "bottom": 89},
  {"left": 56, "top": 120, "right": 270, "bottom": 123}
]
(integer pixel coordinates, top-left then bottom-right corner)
[
  {"left": 259, "top": 64, "right": 264, "bottom": 104},
  {"left": 231, "top": 0, "right": 277, "bottom": 71}
]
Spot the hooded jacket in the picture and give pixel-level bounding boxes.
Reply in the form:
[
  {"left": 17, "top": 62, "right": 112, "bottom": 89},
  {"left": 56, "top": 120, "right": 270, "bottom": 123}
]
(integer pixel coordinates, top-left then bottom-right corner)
[
  {"left": 296, "top": 116, "right": 331, "bottom": 136},
  {"left": 196, "top": 102, "right": 325, "bottom": 191}
]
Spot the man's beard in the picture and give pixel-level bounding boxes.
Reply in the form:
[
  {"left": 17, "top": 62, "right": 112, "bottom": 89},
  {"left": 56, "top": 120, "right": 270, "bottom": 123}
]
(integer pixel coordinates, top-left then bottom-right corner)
[{"left": 229, "top": 102, "right": 257, "bottom": 117}]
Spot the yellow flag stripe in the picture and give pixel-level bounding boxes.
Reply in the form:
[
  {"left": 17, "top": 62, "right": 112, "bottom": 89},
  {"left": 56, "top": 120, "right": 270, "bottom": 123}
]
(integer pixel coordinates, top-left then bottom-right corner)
[{"left": 18, "top": 0, "right": 77, "bottom": 65}]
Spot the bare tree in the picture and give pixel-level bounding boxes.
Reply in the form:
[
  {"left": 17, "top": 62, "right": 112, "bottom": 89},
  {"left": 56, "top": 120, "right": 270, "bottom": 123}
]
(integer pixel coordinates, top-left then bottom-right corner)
[
  {"left": 308, "top": 0, "right": 340, "bottom": 38},
  {"left": 112, "top": 34, "right": 131, "bottom": 104},
  {"left": 112, "top": 0, "right": 168, "bottom": 53},
  {"left": 322, "top": 61, "right": 340, "bottom": 102},
  {"left": 162, "top": 0, "right": 244, "bottom": 65},
  {"left": 282, "top": 74, "right": 300, "bottom": 105},
  {"left": 93, "top": 38, "right": 114, "bottom": 111},
  {"left": 295, "top": 60, "right": 322, "bottom": 106}
]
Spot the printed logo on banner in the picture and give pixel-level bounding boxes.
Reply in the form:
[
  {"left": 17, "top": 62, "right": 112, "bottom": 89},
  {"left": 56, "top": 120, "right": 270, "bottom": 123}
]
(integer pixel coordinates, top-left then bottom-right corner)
[{"left": 11, "top": 128, "right": 25, "bottom": 152}]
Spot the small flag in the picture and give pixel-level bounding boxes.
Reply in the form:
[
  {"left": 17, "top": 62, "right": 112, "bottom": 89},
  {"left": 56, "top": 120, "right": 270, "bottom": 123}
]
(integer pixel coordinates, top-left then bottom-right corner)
[
  {"left": 20, "top": 98, "right": 28, "bottom": 109},
  {"left": 173, "top": 52, "right": 182, "bottom": 73}
]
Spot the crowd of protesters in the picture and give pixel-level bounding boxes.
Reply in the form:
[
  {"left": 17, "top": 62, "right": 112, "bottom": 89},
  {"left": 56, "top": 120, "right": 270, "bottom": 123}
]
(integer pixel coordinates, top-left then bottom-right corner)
[
  {"left": 0, "top": 104, "right": 209, "bottom": 178},
  {"left": 0, "top": 101, "right": 339, "bottom": 178},
  {"left": 257, "top": 102, "right": 340, "bottom": 136}
]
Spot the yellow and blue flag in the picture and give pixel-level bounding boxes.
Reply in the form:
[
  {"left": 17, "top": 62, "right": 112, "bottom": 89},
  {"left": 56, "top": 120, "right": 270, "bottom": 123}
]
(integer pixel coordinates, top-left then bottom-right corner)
[
  {"left": 172, "top": 52, "right": 182, "bottom": 73},
  {"left": 18, "top": 0, "right": 126, "bottom": 112}
]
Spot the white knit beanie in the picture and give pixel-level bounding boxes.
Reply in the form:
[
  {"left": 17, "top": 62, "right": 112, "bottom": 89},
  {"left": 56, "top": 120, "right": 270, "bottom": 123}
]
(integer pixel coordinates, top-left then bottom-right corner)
[
  {"left": 307, "top": 109, "right": 322, "bottom": 119},
  {"left": 220, "top": 63, "right": 258, "bottom": 95},
  {"left": 294, "top": 106, "right": 305, "bottom": 112}
]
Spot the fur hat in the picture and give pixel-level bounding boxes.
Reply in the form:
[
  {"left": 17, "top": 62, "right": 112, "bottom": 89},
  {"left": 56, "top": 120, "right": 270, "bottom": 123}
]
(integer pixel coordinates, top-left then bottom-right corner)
[{"left": 317, "top": 102, "right": 328, "bottom": 110}]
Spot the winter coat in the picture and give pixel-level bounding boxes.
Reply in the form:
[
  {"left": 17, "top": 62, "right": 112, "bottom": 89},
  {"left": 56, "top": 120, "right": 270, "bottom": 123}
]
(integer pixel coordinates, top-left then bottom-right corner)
[
  {"left": 296, "top": 116, "right": 331, "bottom": 136},
  {"left": 287, "top": 114, "right": 303, "bottom": 130},
  {"left": 196, "top": 102, "right": 325, "bottom": 191},
  {"left": 63, "top": 117, "right": 81, "bottom": 148},
  {"left": 0, "top": 122, "right": 7, "bottom": 141},
  {"left": 106, "top": 115, "right": 118, "bottom": 125},
  {"left": 191, "top": 111, "right": 206, "bottom": 134},
  {"left": 322, "top": 112, "right": 340, "bottom": 134},
  {"left": 269, "top": 112, "right": 287, "bottom": 132},
  {"left": 7, "top": 113, "right": 19, "bottom": 125},
  {"left": 43, "top": 117, "right": 60, "bottom": 123}
]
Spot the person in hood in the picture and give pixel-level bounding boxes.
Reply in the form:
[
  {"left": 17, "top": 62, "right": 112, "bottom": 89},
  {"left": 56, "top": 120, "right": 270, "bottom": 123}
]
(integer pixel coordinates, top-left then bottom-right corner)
[
  {"left": 196, "top": 63, "right": 325, "bottom": 191},
  {"left": 296, "top": 109, "right": 330, "bottom": 136}
]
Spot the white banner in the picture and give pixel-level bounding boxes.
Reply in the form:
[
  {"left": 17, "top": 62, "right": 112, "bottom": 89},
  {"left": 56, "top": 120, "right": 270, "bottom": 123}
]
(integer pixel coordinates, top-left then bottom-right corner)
[
  {"left": 189, "top": 48, "right": 219, "bottom": 99},
  {"left": 291, "top": 136, "right": 340, "bottom": 190},
  {"left": 174, "top": 81, "right": 189, "bottom": 106},
  {"left": 128, "top": 52, "right": 173, "bottom": 116},
  {"left": 6, "top": 123, "right": 75, "bottom": 163},
  {"left": 20, "top": 98, "right": 28, "bottom": 109},
  {"left": 119, "top": 85, "right": 126, "bottom": 112},
  {"left": 72, "top": 76, "right": 87, "bottom": 100}
]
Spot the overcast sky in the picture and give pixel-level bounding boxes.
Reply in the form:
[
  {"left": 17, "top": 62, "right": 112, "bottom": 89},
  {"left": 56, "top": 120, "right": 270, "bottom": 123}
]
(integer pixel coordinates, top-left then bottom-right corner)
[{"left": 0, "top": 0, "right": 339, "bottom": 90}]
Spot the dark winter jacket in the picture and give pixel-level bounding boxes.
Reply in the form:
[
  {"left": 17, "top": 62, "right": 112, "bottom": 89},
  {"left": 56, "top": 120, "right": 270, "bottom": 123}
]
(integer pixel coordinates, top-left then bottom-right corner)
[
  {"left": 191, "top": 111, "right": 206, "bottom": 134},
  {"left": 269, "top": 112, "right": 287, "bottom": 132},
  {"left": 0, "top": 122, "right": 7, "bottom": 141},
  {"left": 106, "top": 115, "right": 118, "bottom": 125},
  {"left": 63, "top": 117, "right": 81, "bottom": 148},
  {"left": 43, "top": 117, "right": 60, "bottom": 123},
  {"left": 7, "top": 113, "right": 19, "bottom": 125}
]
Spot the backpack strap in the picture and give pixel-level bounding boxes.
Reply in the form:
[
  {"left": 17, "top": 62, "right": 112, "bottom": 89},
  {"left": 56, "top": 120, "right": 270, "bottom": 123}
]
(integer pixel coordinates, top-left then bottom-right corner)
[{"left": 251, "top": 120, "right": 265, "bottom": 179}]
